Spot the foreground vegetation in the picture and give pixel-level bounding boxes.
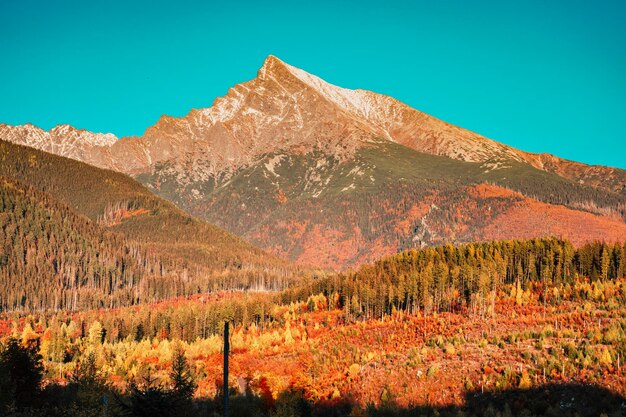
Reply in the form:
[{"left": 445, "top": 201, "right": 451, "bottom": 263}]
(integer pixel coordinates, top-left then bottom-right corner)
[
  {"left": 1, "top": 238, "right": 625, "bottom": 416},
  {"left": 3, "top": 285, "right": 625, "bottom": 417}
]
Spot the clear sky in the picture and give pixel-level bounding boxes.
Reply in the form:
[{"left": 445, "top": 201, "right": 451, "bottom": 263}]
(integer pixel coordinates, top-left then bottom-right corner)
[{"left": 1, "top": 0, "right": 625, "bottom": 168}]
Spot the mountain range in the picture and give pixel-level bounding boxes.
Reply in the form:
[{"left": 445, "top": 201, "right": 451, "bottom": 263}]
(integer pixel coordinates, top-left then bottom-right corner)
[{"left": 2, "top": 55, "right": 625, "bottom": 269}]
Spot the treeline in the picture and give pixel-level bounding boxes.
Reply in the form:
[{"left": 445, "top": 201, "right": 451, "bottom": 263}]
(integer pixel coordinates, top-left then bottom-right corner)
[
  {"left": 14, "top": 238, "right": 622, "bottom": 346},
  {"left": 0, "top": 177, "right": 298, "bottom": 312},
  {"left": 33, "top": 293, "right": 280, "bottom": 345},
  {"left": 284, "top": 238, "right": 626, "bottom": 320}
]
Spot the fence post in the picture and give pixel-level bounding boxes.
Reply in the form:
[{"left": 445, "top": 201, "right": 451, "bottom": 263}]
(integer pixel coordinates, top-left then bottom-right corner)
[{"left": 224, "top": 321, "right": 229, "bottom": 417}]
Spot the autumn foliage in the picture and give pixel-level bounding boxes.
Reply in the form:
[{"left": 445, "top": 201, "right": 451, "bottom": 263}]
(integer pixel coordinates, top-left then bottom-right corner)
[{"left": 0, "top": 238, "right": 625, "bottom": 416}]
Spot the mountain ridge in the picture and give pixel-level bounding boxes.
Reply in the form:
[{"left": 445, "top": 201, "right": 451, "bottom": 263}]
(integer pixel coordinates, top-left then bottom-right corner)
[
  {"left": 2, "top": 55, "right": 624, "bottom": 191},
  {"left": 1, "top": 55, "right": 625, "bottom": 269}
]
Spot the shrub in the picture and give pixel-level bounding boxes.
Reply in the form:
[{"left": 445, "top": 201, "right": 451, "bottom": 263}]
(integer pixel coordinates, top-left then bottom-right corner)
[
  {"left": 541, "top": 325, "right": 554, "bottom": 338},
  {"left": 406, "top": 348, "right": 422, "bottom": 368},
  {"left": 561, "top": 341, "right": 577, "bottom": 361},
  {"left": 426, "top": 364, "right": 440, "bottom": 377},
  {"left": 271, "top": 388, "right": 311, "bottom": 417},
  {"left": 603, "top": 323, "right": 624, "bottom": 344},
  {"left": 535, "top": 338, "right": 544, "bottom": 351},
  {"left": 518, "top": 371, "right": 532, "bottom": 389},
  {"left": 444, "top": 343, "right": 456, "bottom": 356}
]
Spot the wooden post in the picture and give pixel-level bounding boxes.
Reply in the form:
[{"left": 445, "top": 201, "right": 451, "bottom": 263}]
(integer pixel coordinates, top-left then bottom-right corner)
[{"left": 223, "top": 321, "right": 229, "bottom": 417}]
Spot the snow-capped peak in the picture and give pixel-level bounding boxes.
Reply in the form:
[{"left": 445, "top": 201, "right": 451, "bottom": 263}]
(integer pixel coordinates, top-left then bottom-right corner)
[{"left": 259, "top": 55, "right": 375, "bottom": 119}]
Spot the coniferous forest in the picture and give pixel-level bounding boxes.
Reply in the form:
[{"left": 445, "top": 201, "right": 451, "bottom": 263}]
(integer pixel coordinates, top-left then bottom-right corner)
[{"left": 0, "top": 140, "right": 303, "bottom": 311}]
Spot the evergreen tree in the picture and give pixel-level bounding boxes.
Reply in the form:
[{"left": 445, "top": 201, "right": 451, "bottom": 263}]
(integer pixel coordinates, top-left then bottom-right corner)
[
  {"left": 0, "top": 337, "right": 44, "bottom": 409},
  {"left": 169, "top": 344, "right": 196, "bottom": 401}
]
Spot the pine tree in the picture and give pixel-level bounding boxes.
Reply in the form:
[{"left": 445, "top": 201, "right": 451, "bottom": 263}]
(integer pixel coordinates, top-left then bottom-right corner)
[
  {"left": 169, "top": 344, "right": 196, "bottom": 401},
  {"left": 601, "top": 246, "right": 610, "bottom": 282}
]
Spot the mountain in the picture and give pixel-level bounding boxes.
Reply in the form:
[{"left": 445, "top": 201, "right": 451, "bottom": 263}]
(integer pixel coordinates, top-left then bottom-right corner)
[
  {"left": 2, "top": 56, "right": 625, "bottom": 192},
  {"left": 2, "top": 56, "right": 625, "bottom": 269},
  {"left": 0, "top": 140, "right": 298, "bottom": 310}
]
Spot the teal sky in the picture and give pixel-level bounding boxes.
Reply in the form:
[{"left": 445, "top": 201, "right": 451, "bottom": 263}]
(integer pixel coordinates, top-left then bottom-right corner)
[{"left": 1, "top": 0, "right": 625, "bottom": 168}]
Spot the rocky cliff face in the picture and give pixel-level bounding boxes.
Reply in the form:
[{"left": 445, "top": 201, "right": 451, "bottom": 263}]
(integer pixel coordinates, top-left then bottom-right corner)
[{"left": 0, "top": 123, "right": 116, "bottom": 159}]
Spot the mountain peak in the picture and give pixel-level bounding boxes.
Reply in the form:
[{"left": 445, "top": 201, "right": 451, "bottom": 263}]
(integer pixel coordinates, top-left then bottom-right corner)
[
  {"left": 258, "top": 55, "right": 290, "bottom": 79},
  {"left": 3, "top": 57, "right": 624, "bottom": 196},
  {"left": 0, "top": 122, "right": 117, "bottom": 150},
  {"left": 257, "top": 55, "right": 333, "bottom": 91},
  {"left": 256, "top": 55, "right": 379, "bottom": 121},
  {"left": 260, "top": 54, "right": 285, "bottom": 67}
]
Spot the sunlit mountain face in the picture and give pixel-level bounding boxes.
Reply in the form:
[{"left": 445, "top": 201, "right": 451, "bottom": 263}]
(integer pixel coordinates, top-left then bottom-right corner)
[{"left": 2, "top": 55, "right": 625, "bottom": 269}]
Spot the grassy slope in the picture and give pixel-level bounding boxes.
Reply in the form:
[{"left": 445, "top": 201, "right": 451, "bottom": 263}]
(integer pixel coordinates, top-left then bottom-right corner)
[{"left": 143, "top": 140, "right": 626, "bottom": 229}]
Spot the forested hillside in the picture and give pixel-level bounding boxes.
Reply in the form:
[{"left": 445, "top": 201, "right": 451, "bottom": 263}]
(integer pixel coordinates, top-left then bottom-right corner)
[
  {"left": 152, "top": 141, "right": 626, "bottom": 269},
  {"left": 6, "top": 238, "right": 619, "bottom": 344},
  {"left": 0, "top": 141, "right": 303, "bottom": 311},
  {"left": 0, "top": 177, "right": 170, "bottom": 310},
  {"left": 0, "top": 140, "right": 286, "bottom": 269}
]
